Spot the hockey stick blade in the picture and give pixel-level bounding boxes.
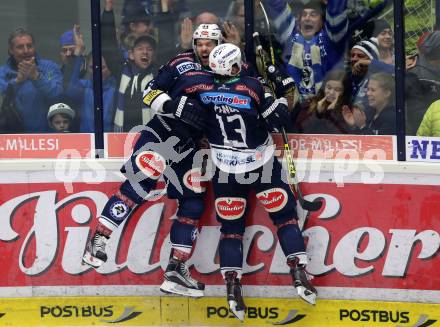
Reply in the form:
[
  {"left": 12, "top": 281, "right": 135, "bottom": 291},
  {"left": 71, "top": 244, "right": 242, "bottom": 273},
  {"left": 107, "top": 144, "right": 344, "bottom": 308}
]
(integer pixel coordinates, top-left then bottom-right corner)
[{"left": 296, "top": 184, "right": 323, "bottom": 212}]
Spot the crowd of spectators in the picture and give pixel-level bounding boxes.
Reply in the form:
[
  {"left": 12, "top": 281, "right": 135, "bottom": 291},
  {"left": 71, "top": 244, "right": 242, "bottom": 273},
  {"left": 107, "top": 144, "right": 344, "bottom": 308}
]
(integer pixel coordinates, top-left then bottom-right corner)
[{"left": 0, "top": 0, "right": 439, "bottom": 137}]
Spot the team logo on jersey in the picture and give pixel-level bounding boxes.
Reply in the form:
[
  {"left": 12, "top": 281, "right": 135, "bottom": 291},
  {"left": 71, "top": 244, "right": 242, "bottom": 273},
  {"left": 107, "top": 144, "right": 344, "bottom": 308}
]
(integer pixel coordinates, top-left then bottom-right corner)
[
  {"left": 256, "top": 188, "right": 288, "bottom": 212},
  {"left": 215, "top": 197, "right": 246, "bottom": 220},
  {"left": 177, "top": 61, "right": 201, "bottom": 74},
  {"left": 135, "top": 151, "right": 166, "bottom": 179},
  {"left": 183, "top": 168, "right": 208, "bottom": 193},
  {"left": 110, "top": 201, "right": 130, "bottom": 221},
  {"left": 200, "top": 92, "right": 251, "bottom": 109}
]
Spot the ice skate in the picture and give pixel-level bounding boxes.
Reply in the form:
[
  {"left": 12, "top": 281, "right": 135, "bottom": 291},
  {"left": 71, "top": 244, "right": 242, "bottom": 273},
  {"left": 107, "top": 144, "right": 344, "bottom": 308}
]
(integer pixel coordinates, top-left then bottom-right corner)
[
  {"left": 82, "top": 230, "right": 109, "bottom": 268},
  {"left": 160, "top": 258, "right": 205, "bottom": 298},
  {"left": 225, "top": 271, "right": 246, "bottom": 321},
  {"left": 288, "top": 258, "right": 317, "bottom": 305}
]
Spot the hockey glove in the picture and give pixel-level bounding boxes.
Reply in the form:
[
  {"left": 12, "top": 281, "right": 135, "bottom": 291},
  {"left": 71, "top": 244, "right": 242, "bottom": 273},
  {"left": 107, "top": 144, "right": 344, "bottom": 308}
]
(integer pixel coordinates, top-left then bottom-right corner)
[
  {"left": 261, "top": 95, "right": 291, "bottom": 131},
  {"left": 163, "top": 96, "right": 207, "bottom": 131},
  {"left": 266, "top": 64, "right": 296, "bottom": 97}
]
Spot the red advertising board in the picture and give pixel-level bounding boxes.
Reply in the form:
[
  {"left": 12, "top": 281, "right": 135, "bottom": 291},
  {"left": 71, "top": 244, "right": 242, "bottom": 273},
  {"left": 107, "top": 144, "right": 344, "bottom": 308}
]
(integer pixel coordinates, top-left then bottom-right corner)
[
  {"left": 104, "top": 132, "right": 140, "bottom": 158},
  {"left": 0, "top": 133, "right": 94, "bottom": 158},
  {"left": 0, "top": 180, "right": 438, "bottom": 291},
  {"left": 271, "top": 133, "right": 396, "bottom": 160},
  {"left": 105, "top": 133, "right": 396, "bottom": 160}
]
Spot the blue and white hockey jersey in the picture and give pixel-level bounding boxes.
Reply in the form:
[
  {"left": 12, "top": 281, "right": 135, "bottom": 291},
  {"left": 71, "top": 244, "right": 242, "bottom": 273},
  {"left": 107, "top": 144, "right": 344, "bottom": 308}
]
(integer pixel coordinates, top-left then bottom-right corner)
[
  {"left": 142, "top": 50, "right": 213, "bottom": 137},
  {"left": 199, "top": 76, "right": 276, "bottom": 174},
  {"left": 263, "top": 0, "right": 348, "bottom": 103},
  {"left": 143, "top": 50, "right": 256, "bottom": 139}
]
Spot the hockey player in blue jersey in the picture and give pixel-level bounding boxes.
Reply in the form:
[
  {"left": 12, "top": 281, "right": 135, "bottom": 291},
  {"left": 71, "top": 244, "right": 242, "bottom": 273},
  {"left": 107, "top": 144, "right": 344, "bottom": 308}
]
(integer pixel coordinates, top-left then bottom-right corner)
[
  {"left": 82, "top": 24, "right": 223, "bottom": 298},
  {"left": 202, "top": 43, "right": 317, "bottom": 321}
]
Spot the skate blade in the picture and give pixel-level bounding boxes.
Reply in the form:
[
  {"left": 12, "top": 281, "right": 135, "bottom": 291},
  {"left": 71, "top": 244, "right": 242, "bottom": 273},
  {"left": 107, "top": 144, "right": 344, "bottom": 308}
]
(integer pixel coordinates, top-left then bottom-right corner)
[
  {"left": 228, "top": 300, "right": 245, "bottom": 321},
  {"left": 160, "top": 280, "right": 204, "bottom": 298},
  {"left": 296, "top": 286, "right": 317, "bottom": 305},
  {"left": 82, "top": 252, "right": 104, "bottom": 269}
]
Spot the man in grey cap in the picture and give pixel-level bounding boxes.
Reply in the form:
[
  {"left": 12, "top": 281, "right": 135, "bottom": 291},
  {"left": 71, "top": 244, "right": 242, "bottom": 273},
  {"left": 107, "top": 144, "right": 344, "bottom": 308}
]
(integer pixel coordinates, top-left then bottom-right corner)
[{"left": 406, "top": 31, "right": 440, "bottom": 135}]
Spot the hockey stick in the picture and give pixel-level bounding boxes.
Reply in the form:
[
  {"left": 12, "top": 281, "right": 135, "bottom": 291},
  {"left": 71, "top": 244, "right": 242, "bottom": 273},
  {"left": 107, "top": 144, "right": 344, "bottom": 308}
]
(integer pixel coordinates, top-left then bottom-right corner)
[
  {"left": 280, "top": 126, "right": 322, "bottom": 211},
  {"left": 258, "top": 1, "right": 275, "bottom": 66},
  {"left": 253, "top": 16, "right": 322, "bottom": 212}
]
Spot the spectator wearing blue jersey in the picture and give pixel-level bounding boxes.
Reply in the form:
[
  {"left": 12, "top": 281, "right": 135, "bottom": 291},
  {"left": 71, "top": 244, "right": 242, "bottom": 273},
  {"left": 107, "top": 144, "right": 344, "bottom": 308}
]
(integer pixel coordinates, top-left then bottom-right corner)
[
  {"left": 64, "top": 25, "right": 116, "bottom": 132},
  {"left": 262, "top": 0, "right": 349, "bottom": 104},
  {"left": 0, "top": 28, "right": 63, "bottom": 133},
  {"left": 59, "top": 25, "right": 87, "bottom": 132},
  {"left": 59, "top": 29, "right": 77, "bottom": 69}
]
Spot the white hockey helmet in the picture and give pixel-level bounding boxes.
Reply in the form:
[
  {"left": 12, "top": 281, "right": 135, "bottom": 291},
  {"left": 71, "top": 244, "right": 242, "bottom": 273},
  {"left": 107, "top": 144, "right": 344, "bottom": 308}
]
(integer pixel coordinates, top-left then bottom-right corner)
[
  {"left": 192, "top": 23, "right": 223, "bottom": 49},
  {"left": 209, "top": 43, "right": 242, "bottom": 76}
]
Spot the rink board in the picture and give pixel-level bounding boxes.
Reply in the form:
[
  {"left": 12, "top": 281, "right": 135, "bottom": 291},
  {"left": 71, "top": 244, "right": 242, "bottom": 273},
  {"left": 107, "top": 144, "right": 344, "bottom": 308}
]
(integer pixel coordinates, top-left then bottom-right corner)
[
  {"left": 0, "top": 159, "right": 439, "bottom": 327},
  {"left": 0, "top": 296, "right": 439, "bottom": 326}
]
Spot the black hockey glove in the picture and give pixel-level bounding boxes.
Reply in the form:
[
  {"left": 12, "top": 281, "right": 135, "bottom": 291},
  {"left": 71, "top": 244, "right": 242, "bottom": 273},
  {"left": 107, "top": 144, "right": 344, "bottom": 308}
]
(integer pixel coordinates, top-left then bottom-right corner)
[
  {"left": 261, "top": 95, "right": 291, "bottom": 131},
  {"left": 266, "top": 64, "right": 296, "bottom": 97},
  {"left": 163, "top": 96, "right": 207, "bottom": 131}
]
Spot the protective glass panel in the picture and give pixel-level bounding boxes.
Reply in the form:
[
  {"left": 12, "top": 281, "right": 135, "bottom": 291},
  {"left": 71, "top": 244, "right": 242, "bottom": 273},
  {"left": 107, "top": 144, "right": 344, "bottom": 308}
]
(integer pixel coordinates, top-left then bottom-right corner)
[
  {"left": 106, "top": 0, "right": 231, "bottom": 134},
  {"left": 254, "top": 0, "right": 397, "bottom": 136},
  {"left": 0, "top": 0, "right": 91, "bottom": 135}
]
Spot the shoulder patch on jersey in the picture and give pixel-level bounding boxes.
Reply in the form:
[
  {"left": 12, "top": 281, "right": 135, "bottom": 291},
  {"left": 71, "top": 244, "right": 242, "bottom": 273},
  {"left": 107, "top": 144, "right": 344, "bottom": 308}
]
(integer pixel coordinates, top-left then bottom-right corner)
[
  {"left": 143, "top": 89, "right": 163, "bottom": 106},
  {"left": 215, "top": 197, "right": 247, "bottom": 220}
]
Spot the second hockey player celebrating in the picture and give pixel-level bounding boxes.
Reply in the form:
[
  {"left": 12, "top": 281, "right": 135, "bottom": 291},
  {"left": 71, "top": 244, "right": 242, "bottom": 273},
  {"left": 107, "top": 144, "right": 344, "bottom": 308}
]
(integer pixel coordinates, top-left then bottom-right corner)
[{"left": 202, "top": 43, "right": 317, "bottom": 320}]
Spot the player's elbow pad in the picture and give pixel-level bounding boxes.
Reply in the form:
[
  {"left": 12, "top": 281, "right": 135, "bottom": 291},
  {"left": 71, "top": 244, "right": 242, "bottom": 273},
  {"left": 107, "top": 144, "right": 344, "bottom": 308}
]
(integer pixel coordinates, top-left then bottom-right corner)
[{"left": 143, "top": 87, "right": 171, "bottom": 114}]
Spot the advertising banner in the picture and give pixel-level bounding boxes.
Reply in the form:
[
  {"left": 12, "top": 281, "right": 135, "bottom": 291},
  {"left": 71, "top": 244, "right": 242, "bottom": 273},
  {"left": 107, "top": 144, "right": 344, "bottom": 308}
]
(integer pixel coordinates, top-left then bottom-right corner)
[
  {"left": 0, "top": 178, "right": 438, "bottom": 295},
  {"left": 0, "top": 296, "right": 438, "bottom": 326},
  {"left": 105, "top": 133, "right": 396, "bottom": 160},
  {"left": 271, "top": 134, "right": 396, "bottom": 160},
  {"left": 0, "top": 133, "right": 94, "bottom": 159},
  {"left": 104, "top": 132, "right": 140, "bottom": 158},
  {"left": 406, "top": 136, "right": 440, "bottom": 162}
]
